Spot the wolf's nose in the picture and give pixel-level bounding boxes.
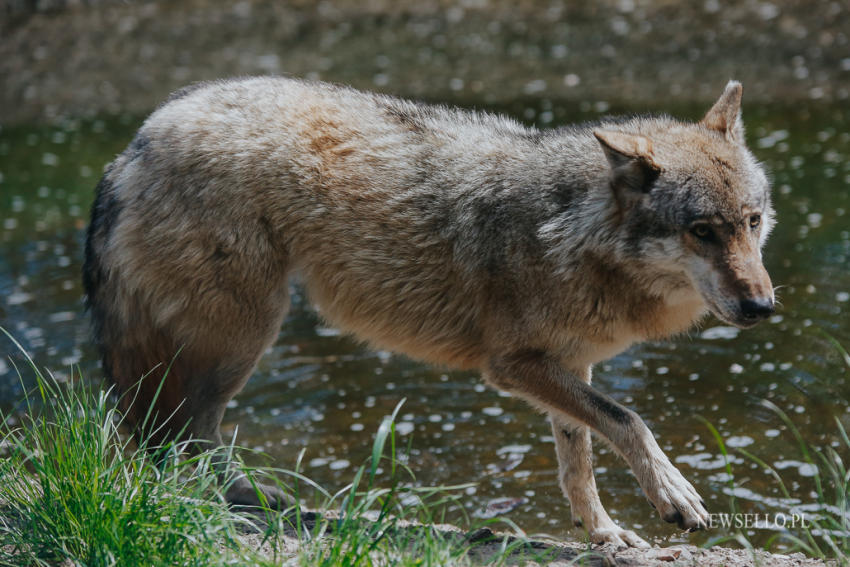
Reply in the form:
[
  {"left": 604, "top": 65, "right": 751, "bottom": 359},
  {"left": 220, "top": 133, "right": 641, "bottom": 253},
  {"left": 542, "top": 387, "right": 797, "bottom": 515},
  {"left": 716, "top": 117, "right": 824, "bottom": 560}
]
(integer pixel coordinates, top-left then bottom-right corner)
[{"left": 740, "top": 297, "right": 775, "bottom": 320}]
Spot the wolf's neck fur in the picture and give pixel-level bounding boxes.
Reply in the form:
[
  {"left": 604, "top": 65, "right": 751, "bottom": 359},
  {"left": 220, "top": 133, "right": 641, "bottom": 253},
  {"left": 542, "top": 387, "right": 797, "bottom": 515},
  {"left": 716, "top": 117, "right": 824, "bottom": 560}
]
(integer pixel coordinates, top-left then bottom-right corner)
[{"left": 465, "top": 126, "right": 705, "bottom": 344}]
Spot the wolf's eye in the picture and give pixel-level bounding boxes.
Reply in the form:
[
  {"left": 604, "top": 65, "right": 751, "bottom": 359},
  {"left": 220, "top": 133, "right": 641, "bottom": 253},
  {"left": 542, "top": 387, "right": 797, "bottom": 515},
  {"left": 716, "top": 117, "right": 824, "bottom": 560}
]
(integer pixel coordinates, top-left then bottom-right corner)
[
  {"left": 749, "top": 214, "right": 761, "bottom": 229},
  {"left": 691, "top": 224, "right": 714, "bottom": 241}
]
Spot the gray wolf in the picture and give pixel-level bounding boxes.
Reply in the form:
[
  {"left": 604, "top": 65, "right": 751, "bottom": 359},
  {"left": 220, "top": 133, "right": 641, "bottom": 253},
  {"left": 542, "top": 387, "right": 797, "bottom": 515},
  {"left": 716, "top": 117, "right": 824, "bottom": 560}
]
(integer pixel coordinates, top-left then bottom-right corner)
[{"left": 83, "top": 77, "right": 774, "bottom": 548}]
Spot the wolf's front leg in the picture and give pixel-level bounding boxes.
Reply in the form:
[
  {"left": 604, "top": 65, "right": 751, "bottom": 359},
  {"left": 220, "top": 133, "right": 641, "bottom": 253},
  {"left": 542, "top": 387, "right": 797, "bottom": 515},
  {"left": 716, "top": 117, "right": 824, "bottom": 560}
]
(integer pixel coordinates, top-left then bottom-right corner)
[
  {"left": 551, "top": 417, "right": 649, "bottom": 548},
  {"left": 486, "top": 350, "right": 708, "bottom": 536}
]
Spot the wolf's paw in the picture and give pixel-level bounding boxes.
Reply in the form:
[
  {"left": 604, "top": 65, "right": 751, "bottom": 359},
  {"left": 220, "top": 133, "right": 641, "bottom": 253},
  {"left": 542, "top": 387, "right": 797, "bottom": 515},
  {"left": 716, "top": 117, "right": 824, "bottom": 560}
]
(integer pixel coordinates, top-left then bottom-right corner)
[
  {"left": 646, "top": 461, "right": 708, "bottom": 531},
  {"left": 589, "top": 525, "right": 650, "bottom": 549},
  {"left": 225, "top": 477, "right": 294, "bottom": 510}
]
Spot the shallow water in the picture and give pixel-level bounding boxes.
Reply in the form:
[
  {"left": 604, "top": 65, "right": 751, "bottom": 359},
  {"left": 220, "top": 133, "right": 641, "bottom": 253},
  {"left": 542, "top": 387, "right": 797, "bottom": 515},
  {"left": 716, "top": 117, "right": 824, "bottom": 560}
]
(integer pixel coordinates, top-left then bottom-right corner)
[{"left": 1, "top": 100, "right": 848, "bottom": 548}]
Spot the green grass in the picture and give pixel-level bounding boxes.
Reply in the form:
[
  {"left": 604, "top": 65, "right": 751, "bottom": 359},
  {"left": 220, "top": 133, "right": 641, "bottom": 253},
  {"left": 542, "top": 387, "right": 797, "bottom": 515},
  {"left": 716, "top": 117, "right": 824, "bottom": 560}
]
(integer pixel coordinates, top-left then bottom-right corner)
[
  {"left": 0, "top": 331, "right": 539, "bottom": 567},
  {"left": 0, "top": 333, "right": 257, "bottom": 566}
]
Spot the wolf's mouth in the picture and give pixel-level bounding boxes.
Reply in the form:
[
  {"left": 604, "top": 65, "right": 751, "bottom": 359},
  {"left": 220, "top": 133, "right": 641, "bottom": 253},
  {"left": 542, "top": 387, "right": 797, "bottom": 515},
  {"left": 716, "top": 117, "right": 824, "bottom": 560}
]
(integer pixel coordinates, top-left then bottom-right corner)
[{"left": 705, "top": 300, "right": 765, "bottom": 329}]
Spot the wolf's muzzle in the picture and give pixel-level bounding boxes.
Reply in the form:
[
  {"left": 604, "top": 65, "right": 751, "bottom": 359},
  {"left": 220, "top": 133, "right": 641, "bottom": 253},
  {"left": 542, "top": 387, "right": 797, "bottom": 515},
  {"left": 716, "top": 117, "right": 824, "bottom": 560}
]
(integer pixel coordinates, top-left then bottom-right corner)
[{"left": 739, "top": 297, "right": 775, "bottom": 322}]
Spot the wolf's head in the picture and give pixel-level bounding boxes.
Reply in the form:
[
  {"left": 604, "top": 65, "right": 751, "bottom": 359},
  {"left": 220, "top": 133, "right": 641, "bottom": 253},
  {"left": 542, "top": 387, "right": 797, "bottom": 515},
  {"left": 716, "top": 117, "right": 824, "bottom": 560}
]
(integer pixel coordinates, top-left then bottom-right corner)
[{"left": 594, "top": 81, "right": 775, "bottom": 328}]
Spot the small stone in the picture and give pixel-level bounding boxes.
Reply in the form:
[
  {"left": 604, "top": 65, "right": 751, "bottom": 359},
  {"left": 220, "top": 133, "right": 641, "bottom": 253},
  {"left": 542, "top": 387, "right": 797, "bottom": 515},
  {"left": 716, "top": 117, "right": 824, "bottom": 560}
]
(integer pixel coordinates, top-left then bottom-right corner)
[
  {"left": 652, "top": 547, "right": 682, "bottom": 561},
  {"left": 465, "top": 527, "right": 494, "bottom": 543}
]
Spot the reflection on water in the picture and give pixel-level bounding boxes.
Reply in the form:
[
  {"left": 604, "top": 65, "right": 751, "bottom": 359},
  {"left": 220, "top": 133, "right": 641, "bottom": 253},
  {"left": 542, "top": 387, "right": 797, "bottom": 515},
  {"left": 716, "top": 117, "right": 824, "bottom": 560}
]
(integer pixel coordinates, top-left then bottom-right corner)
[{"left": 0, "top": 100, "right": 848, "bottom": 547}]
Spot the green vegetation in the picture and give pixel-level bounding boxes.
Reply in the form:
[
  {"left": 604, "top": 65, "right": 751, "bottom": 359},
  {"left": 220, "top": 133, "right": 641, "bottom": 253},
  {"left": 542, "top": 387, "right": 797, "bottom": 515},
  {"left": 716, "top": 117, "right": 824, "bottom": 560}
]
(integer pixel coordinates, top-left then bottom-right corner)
[
  {"left": 0, "top": 331, "right": 542, "bottom": 567},
  {"left": 0, "top": 332, "right": 257, "bottom": 566}
]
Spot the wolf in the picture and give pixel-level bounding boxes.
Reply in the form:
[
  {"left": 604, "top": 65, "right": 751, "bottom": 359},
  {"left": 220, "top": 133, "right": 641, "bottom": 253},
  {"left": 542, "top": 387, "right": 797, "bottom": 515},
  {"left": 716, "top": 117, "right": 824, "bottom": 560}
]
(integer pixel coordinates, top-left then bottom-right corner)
[{"left": 83, "top": 77, "right": 774, "bottom": 548}]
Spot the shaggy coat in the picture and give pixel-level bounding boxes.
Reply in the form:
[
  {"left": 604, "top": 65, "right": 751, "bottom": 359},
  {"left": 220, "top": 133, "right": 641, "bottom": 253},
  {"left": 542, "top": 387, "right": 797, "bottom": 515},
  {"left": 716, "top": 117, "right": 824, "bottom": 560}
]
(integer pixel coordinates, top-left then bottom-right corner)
[{"left": 84, "top": 77, "right": 774, "bottom": 548}]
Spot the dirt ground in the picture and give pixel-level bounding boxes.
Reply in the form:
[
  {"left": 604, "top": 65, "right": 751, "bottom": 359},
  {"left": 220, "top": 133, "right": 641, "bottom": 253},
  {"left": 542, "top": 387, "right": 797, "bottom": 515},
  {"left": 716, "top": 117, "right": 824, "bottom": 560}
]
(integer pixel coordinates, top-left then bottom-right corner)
[{"left": 235, "top": 510, "right": 835, "bottom": 566}]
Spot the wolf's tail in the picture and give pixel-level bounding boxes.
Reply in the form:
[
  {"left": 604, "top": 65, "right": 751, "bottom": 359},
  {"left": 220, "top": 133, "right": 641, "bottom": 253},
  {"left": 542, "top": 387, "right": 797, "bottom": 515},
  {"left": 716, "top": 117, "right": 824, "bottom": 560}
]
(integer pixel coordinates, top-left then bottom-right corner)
[
  {"left": 83, "top": 170, "right": 120, "bottom": 385},
  {"left": 82, "top": 168, "right": 196, "bottom": 447}
]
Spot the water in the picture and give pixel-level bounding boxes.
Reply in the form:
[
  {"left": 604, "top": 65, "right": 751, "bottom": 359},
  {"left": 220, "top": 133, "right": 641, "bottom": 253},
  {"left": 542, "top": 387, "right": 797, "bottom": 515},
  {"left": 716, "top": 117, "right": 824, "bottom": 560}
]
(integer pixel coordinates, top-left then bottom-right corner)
[{"left": 1, "top": 101, "right": 848, "bottom": 548}]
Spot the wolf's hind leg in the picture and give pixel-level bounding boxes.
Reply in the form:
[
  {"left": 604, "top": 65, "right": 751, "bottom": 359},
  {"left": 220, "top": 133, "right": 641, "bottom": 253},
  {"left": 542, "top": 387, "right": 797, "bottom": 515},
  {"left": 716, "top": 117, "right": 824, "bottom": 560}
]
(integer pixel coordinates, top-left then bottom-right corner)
[
  {"left": 550, "top": 416, "right": 649, "bottom": 549},
  {"left": 111, "top": 282, "right": 293, "bottom": 509},
  {"left": 184, "top": 363, "right": 293, "bottom": 510},
  {"left": 193, "top": 410, "right": 292, "bottom": 509},
  {"left": 178, "top": 301, "right": 294, "bottom": 510}
]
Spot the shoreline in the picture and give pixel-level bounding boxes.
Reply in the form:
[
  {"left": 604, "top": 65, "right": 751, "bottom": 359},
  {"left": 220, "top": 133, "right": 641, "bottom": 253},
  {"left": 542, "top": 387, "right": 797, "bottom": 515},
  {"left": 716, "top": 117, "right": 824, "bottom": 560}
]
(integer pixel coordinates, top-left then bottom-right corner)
[
  {"left": 234, "top": 509, "right": 834, "bottom": 566},
  {"left": 2, "top": 0, "right": 848, "bottom": 125}
]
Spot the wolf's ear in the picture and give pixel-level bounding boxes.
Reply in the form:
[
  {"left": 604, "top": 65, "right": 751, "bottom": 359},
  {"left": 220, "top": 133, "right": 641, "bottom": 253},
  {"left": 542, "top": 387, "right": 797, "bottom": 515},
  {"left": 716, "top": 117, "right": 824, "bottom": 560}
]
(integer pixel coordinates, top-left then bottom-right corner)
[
  {"left": 594, "top": 130, "right": 660, "bottom": 196},
  {"left": 701, "top": 80, "right": 744, "bottom": 142}
]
